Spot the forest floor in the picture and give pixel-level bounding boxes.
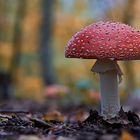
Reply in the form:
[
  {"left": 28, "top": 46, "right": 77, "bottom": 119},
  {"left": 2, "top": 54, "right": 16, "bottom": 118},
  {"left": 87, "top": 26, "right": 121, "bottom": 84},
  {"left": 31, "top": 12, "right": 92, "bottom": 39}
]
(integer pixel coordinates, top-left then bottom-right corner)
[{"left": 0, "top": 100, "right": 139, "bottom": 140}]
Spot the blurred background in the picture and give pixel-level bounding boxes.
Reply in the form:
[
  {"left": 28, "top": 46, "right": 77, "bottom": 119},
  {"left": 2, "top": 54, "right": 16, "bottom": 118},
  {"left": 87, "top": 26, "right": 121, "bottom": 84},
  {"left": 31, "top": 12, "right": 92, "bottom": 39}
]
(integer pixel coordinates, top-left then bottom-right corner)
[{"left": 0, "top": 0, "right": 140, "bottom": 110}]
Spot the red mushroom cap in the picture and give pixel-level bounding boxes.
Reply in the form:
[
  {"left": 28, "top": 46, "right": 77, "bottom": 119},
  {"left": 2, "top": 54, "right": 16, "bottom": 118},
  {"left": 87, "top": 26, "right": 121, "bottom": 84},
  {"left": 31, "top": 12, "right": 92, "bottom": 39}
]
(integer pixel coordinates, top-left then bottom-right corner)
[{"left": 65, "top": 21, "right": 140, "bottom": 60}]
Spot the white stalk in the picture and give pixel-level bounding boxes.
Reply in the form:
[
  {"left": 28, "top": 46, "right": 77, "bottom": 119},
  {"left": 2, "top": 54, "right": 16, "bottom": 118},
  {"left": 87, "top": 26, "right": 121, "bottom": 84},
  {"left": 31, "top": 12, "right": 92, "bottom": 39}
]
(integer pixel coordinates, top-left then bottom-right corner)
[
  {"left": 100, "top": 70, "right": 120, "bottom": 119},
  {"left": 91, "top": 59, "right": 122, "bottom": 119}
]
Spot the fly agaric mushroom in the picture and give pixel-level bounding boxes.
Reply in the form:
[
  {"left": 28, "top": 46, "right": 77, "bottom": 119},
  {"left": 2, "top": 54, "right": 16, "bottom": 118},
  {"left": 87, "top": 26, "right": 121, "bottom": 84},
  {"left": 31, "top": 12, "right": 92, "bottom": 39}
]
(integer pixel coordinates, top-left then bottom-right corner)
[{"left": 65, "top": 21, "right": 140, "bottom": 119}]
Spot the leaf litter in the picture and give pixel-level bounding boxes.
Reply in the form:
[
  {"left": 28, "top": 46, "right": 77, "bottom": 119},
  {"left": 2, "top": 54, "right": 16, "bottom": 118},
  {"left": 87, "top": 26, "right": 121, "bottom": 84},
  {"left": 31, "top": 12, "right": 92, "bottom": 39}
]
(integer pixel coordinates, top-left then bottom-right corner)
[{"left": 0, "top": 101, "right": 139, "bottom": 140}]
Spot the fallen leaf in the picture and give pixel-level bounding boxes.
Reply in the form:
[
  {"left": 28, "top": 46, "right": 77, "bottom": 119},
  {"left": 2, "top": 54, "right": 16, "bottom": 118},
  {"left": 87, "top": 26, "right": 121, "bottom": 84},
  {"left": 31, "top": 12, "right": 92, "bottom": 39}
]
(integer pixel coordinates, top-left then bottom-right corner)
[
  {"left": 121, "top": 131, "right": 136, "bottom": 140},
  {"left": 30, "top": 118, "right": 52, "bottom": 128},
  {"left": 42, "top": 111, "right": 65, "bottom": 122},
  {"left": 75, "top": 110, "right": 88, "bottom": 122},
  {"left": 18, "top": 135, "right": 42, "bottom": 140}
]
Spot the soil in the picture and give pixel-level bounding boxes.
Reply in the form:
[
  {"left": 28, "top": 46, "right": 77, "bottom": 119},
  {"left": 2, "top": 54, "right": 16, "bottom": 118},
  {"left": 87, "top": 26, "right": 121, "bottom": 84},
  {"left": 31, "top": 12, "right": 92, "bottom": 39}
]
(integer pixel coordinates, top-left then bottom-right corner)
[{"left": 0, "top": 100, "right": 140, "bottom": 140}]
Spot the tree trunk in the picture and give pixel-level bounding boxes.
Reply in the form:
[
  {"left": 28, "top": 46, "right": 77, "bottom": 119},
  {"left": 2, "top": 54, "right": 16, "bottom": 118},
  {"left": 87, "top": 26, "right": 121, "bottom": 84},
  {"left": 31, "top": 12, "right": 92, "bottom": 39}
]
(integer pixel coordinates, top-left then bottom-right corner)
[
  {"left": 11, "top": 0, "right": 26, "bottom": 82},
  {"left": 0, "top": 0, "right": 19, "bottom": 99},
  {"left": 40, "top": 0, "right": 57, "bottom": 85}
]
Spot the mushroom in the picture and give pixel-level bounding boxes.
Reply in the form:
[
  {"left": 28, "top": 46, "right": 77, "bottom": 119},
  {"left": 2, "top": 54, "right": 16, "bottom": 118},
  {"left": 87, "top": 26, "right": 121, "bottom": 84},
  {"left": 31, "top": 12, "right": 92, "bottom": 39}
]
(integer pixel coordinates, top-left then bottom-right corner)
[{"left": 65, "top": 21, "right": 140, "bottom": 119}]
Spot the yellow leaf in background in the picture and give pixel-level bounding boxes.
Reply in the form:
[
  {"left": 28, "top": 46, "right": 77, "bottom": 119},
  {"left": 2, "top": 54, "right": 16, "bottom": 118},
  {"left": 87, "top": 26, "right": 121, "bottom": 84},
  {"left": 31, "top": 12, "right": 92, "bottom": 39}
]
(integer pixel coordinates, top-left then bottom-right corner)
[
  {"left": 75, "top": 0, "right": 87, "bottom": 12},
  {"left": 121, "top": 131, "right": 136, "bottom": 140},
  {"left": 0, "top": 42, "right": 13, "bottom": 57},
  {"left": 0, "top": 42, "right": 13, "bottom": 72}
]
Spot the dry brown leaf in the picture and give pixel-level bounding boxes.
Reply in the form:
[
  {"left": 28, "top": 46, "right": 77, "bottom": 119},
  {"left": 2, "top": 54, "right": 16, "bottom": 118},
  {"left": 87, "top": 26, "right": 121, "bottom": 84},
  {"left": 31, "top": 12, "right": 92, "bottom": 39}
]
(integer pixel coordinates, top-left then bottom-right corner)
[
  {"left": 75, "top": 110, "right": 88, "bottom": 122},
  {"left": 42, "top": 111, "right": 65, "bottom": 122},
  {"left": 121, "top": 131, "right": 136, "bottom": 140}
]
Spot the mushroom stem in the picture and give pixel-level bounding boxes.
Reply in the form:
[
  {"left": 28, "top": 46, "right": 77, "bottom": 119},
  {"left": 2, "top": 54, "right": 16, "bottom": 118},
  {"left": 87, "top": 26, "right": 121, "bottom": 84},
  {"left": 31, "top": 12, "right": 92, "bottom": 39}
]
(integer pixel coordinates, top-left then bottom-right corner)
[
  {"left": 91, "top": 59, "right": 122, "bottom": 119},
  {"left": 99, "top": 70, "right": 120, "bottom": 119}
]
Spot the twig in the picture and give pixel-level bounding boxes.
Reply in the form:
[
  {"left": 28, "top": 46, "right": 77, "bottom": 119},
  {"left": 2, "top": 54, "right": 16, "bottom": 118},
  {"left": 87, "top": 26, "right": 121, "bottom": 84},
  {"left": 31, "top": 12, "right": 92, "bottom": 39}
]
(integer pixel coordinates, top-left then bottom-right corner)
[{"left": 0, "top": 110, "right": 29, "bottom": 114}]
